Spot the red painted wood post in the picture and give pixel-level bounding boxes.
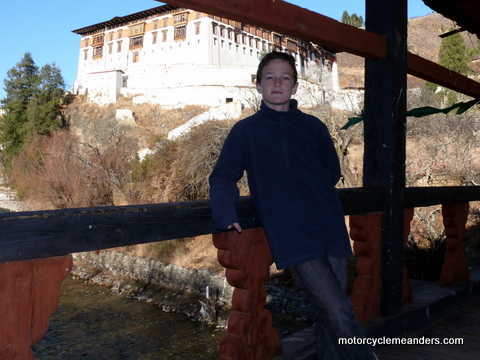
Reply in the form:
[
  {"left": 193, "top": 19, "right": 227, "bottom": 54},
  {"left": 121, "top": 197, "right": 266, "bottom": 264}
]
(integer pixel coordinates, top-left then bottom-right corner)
[
  {"left": 0, "top": 256, "right": 72, "bottom": 359},
  {"left": 440, "top": 203, "right": 470, "bottom": 286},
  {"left": 349, "top": 210, "right": 413, "bottom": 324},
  {"left": 212, "top": 228, "right": 282, "bottom": 360}
]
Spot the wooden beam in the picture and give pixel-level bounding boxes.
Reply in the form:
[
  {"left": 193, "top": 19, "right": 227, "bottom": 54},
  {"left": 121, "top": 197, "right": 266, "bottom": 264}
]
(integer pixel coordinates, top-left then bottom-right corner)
[
  {"left": 168, "top": 1, "right": 480, "bottom": 100},
  {"left": 364, "top": 0, "right": 408, "bottom": 318},
  {"left": 3, "top": 186, "right": 480, "bottom": 265},
  {"left": 167, "top": 0, "right": 387, "bottom": 59},
  {"left": 0, "top": 188, "right": 384, "bottom": 264},
  {"left": 408, "top": 52, "right": 480, "bottom": 99}
]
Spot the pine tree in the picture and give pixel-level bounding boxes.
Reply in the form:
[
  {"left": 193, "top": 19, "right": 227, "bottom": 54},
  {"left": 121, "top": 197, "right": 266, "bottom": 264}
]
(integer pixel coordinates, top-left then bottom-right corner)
[
  {"left": 425, "top": 31, "right": 473, "bottom": 98},
  {"left": 25, "top": 63, "right": 66, "bottom": 136},
  {"left": 0, "top": 53, "right": 39, "bottom": 164},
  {"left": 340, "top": 11, "right": 363, "bottom": 28},
  {"left": 0, "top": 53, "right": 65, "bottom": 168},
  {"left": 439, "top": 31, "right": 472, "bottom": 76},
  {"left": 341, "top": 11, "right": 351, "bottom": 25}
]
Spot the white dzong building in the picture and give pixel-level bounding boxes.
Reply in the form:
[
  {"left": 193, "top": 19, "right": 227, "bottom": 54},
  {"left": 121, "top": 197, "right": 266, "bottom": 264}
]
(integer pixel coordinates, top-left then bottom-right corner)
[{"left": 72, "top": 3, "right": 340, "bottom": 108}]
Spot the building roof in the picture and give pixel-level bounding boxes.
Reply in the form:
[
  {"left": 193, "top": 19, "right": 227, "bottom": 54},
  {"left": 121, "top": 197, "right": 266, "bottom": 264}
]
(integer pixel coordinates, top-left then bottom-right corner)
[
  {"left": 422, "top": 0, "right": 480, "bottom": 36},
  {"left": 72, "top": 4, "right": 180, "bottom": 35}
]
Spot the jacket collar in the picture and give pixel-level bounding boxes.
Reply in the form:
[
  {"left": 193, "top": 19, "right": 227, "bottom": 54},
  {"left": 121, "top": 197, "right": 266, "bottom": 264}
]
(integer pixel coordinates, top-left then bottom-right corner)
[{"left": 258, "top": 99, "right": 301, "bottom": 123}]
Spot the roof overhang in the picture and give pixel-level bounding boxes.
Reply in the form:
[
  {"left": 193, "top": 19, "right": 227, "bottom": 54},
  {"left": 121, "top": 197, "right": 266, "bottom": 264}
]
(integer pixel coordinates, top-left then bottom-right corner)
[
  {"left": 72, "top": 4, "right": 179, "bottom": 35},
  {"left": 422, "top": 0, "right": 480, "bottom": 36}
]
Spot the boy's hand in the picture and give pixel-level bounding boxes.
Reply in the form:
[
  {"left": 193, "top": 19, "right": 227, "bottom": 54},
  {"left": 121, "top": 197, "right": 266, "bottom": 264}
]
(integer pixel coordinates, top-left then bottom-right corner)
[{"left": 227, "top": 222, "right": 242, "bottom": 233}]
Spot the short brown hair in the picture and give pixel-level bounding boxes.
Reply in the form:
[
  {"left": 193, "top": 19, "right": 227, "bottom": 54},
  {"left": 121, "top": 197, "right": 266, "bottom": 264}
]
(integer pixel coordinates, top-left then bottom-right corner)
[{"left": 256, "top": 51, "right": 298, "bottom": 85}]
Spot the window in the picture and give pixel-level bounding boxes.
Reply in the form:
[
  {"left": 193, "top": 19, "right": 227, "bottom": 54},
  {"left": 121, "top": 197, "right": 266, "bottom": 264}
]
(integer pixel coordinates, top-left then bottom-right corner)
[
  {"left": 153, "top": 20, "right": 159, "bottom": 30},
  {"left": 83, "top": 49, "right": 88, "bottom": 60},
  {"left": 152, "top": 31, "right": 158, "bottom": 44},
  {"left": 129, "top": 23, "right": 145, "bottom": 37},
  {"left": 194, "top": 22, "right": 200, "bottom": 35},
  {"left": 287, "top": 40, "right": 296, "bottom": 51},
  {"left": 212, "top": 23, "right": 218, "bottom": 35},
  {"left": 93, "top": 45, "right": 103, "bottom": 59},
  {"left": 273, "top": 34, "right": 281, "bottom": 45},
  {"left": 162, "top": 30, "right": 168, "bottom": 42},
  {"left": 108, "top": 32, "right": 114, "bottom": 41},
  {"left": 117, "top": 29, "right": 122, "bottom": 39},
  {"left": 108, "top": 43, "right": 113, "bottom": 54},
  {"left": 92, "top": 34, "right": 104, "bottom": 46},
  {"left": 129, "top": 35, "right": 143, "bottom": 49},
  {"left": 174, "top": 12, "right": 188, "bottom": 23},
  {"left": 133, "top": 52, "right": 139, "bottom": 63},
  {"left": 117, "top": 41, "right": 122, "bottom": 52},
  {"left": 174, "top": 25, "right": 186, "bottom": 40},
  {"left": 163, "top": 18, "right": 168, "bottom": 27}
]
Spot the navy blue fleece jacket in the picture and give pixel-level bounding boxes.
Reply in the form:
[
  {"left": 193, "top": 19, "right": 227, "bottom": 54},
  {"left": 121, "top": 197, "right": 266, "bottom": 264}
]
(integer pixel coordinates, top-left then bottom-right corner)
[{"left": 209, "top": 100, "right": 351, "bottom": 269}]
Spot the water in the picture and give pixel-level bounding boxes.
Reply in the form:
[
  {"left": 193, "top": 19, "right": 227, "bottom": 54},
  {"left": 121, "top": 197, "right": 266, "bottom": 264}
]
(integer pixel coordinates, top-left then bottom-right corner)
[{"left": 33, "top": 277, "right": 226, "bottom": 360}]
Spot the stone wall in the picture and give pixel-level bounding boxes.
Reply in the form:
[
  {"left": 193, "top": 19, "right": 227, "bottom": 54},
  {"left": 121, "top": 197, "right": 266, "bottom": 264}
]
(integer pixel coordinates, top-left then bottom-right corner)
[{"left": 73, "top": 250, "right": 233, "bottom": 301}]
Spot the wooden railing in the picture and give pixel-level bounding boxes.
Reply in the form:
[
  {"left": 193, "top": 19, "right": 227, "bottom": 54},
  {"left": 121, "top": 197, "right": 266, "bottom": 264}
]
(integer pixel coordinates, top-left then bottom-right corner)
[
  {"left": 3, "top": 186, "right": 480, "bottom": 263},
  {"left": 1, "top": 186, "right": 480, "bottom": 359}
]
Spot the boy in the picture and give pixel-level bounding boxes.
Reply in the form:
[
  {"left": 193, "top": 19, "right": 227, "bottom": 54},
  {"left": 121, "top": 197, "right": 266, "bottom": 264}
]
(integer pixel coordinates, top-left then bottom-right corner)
[{"left": 209, "top": 52, "right": 376, "bottom": 359}]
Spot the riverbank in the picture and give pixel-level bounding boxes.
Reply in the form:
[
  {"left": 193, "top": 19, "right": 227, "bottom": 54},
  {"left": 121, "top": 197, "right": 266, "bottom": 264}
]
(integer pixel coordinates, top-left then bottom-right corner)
[{"left": 71, "top": 250, "right": 316, "bottom": 337}]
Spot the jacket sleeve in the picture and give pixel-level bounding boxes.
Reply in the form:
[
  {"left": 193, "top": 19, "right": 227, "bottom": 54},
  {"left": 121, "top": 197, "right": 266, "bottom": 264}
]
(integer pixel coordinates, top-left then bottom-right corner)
[
  {"left": 209, "top": 127, "right": 246, "bottom": 230},
  {"left": 318, "top": 122, "right": 342, "bottom": 185}
]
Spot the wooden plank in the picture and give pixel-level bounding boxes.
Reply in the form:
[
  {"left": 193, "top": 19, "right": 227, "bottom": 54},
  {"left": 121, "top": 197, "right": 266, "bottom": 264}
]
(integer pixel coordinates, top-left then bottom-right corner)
[
  {"left": 2, "top": 186, "right": 480, "bottom": 264},
  {"left": 167, "top": 0, "right": 387, "bottom": 59},
  {"left": 166, "top": 1, "right": 480, "bottom": 100},
  {"left": 404, "top": 186, "right": 480, "bottom": 208},
  {"left": 0, "top": 188, "right": 383, "bottom": 264},
  {"left": 408, "top": 52, "right": 480, "bottom": 100}
]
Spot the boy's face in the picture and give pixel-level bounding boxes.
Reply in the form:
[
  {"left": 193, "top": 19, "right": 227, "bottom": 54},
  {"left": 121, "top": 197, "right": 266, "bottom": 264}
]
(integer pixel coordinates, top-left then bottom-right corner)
[{"left": 256, "top": 59, "right": 298, "bottom": 112}]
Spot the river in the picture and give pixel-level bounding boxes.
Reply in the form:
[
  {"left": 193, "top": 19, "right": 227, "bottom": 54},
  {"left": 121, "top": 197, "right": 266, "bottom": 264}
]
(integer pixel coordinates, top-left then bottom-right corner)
[{"left": 33, "top": 276, "right": 227, "bottom": 360}]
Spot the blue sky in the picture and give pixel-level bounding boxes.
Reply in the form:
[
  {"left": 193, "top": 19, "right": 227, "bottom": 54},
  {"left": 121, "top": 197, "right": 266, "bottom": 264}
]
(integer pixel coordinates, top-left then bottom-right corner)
[{"left": 0, "top": 1, "right": 434, "bottom": 101}]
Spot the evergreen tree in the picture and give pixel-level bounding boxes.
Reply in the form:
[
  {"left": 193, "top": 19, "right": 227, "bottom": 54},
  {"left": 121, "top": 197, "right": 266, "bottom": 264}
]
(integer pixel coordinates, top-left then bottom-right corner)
[
  {"left": 0, "top": 53, "right": 65, "bottom": 167},
  {"left": 340, "top": 11, "right": 363, "bottom": 28},
  {"left": 25, "top": 63, "right": 66, "bottom": 136},
  {"left": 341, "top": 10, "right": 351, "bottom": 25},
  {"left": 439, "top": 30, "right": 472, "bottom": 75},
  {"left": 425, "top": 31, "right": 473, "bottom": 99}
]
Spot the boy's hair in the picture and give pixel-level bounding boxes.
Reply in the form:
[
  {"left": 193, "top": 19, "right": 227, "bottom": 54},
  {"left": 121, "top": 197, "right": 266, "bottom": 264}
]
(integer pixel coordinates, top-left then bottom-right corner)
[{"left": 256, "top": 51, "right": 298, "bottom": 85}]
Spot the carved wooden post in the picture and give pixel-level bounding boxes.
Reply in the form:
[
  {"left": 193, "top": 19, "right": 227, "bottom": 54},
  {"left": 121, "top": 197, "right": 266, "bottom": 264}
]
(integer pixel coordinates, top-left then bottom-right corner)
[
  {"left": 440, "top": 203, "right": 470, "bottom": 286},
  {"left": 0, "top": 256, "right": 72, "bottom": 360},
  {"left": 212, "top": 228, "right": 282, "bottom": 360},
  {"left": 349, "top": 209, "right": 413, "bottom": 324}
]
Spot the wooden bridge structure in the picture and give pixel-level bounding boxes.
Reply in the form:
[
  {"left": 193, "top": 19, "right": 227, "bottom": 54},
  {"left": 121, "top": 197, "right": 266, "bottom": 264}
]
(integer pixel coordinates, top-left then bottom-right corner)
[{"left": 2, "top": 0, "right": 480, "bottom": 359}]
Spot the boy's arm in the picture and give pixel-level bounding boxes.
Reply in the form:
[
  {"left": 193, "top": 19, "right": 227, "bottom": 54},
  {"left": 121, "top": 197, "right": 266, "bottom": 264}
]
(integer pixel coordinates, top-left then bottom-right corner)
[
  {"left": 318, "top": 124, "right": 342, "bottom": 184},
  {"left": 209, "top": 128, "right": 245, "bottom": 231}
]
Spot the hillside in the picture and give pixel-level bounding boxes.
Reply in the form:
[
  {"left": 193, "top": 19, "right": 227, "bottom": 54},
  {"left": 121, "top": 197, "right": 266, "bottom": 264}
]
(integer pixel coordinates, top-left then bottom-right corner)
[{"left": 337, "top": 13, "right": 480, "bottom": 89}]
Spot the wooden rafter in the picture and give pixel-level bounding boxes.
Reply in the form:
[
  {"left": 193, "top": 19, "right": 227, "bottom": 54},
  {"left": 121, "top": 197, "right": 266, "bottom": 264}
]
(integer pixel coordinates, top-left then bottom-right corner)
[
  {"left": 166, "top": 0, "right": 387, "bottom": 59},
  {"left": 165, "top": 0, "right": 480, "bottom": 100}
]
